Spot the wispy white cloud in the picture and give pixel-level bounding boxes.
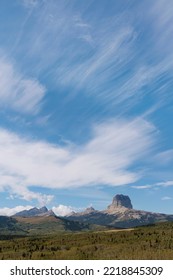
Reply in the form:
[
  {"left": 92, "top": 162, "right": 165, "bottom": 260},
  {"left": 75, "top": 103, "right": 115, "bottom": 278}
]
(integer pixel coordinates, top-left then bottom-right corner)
[
  {"left": 161, "top": 196, "right": 172, "bottom": 201},
  {"left": 8, "top": 0, "right": 170, "bottom": 116},
  {"left": 4, "top": 0, "right": 172, "bottom": 116},
  {"left": 150, "top": 0, "right": 173, "bottom": 54},
  {"left": 132, "top": 185, "right": 152, "bottom": 190},
  {"left": 131, "top": 180, "right": 173, "bottom": 190},
  {"left": 18, "top": 0, "right": 95, "bottom": 76},
  {"left": 0, "top": 117, "right": 156, "bottom": 202},
  {"left": 14, "top": 2, "right": 138, "bottom": 105},
  {"left": 156, "top": 181, "right": 173, "bottom": 187},
  {"left": 22, "top": 0, "right": 39, "bottom": 8},
  {"left": 55, "top": 26, "right": 135, "bottom": 100},
  {"left": 0, "top": 58, "right": 46, "bottom": 114},
  {"left": 0, "top": 173, "right": 54, "bottom": 205},
  {"left": 52, "top": 205, "right": 81, "bottom": 216},
  {"left": 0, "top": 205, "right": 33, "bottom": 216},
  {"left": 155, "top": 149, "right": 173, "bottom": 165}
]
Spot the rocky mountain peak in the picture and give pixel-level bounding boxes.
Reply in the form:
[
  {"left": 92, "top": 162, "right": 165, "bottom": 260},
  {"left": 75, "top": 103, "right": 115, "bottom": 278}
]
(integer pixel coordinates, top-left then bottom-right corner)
[
  {"left": 107, "top": 194, "right": 133, "bottom": 210},
  {"left": 84, "top": 207, "right": 96, "bottom": 213},
  {"left": 39, "top": 206, "right": 48, "bottom": 213},
  {"left": 14, "top": 206, "right": 51, "bottom": 217}
]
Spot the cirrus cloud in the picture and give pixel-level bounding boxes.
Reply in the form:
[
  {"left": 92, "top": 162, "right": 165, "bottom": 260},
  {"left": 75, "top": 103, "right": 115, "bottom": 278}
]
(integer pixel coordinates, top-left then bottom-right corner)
[
  {"left": 0, "top": 117, "right": 156, "bottom": 202},
  {"left": 0, "top": 58, "right": 46, "bottom": 114}
]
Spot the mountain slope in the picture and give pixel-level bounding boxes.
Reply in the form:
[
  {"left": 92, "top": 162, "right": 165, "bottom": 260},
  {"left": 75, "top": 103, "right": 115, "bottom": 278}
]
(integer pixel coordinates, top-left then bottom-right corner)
[
  {"left": 0, "top": 214, "right": 110, "bottom": 236},
  {"left": 0, "top": 216, "right": 27, "bottom": 236},
  {"left": 14, "top": 215, "right": 97, "bottom": 235},
  {"left": 0, "top": 214, "right": 91, "bottom": 236},
  {"left": 66, "top": 194, "right": 173, "bottom": 228},
  {"left": 13, "top": 206, "right": 55, "bottom": 217}
]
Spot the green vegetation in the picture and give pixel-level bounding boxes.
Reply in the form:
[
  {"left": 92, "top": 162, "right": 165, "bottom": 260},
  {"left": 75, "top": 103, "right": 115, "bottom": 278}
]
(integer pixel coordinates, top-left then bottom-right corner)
[
  {"left": 0, "top": 215, "right": 109, "bottom": 236},
  {"left": 0, "top": 222, "right": 173, "bottom": 259}
]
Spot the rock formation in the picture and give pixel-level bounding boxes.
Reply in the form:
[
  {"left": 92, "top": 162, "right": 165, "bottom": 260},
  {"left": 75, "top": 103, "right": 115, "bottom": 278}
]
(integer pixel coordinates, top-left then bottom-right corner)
[
  {"left": 13, "top": 206, "right": 55, "bottom": 217},
  {"left": 107, "top": 194, "right": 133, "bottom": 210}
]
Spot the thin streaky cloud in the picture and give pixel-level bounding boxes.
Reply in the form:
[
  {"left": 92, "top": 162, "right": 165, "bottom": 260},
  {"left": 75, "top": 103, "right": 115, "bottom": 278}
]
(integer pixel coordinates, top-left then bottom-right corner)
[
  {"left": 0, "top": 1, "right": 172, "bottom": 213},
  {"left": 131, "top": 181, "right": 173, "bottom": 190},
  {"left": 155, "top": 150, "right": 173, "bottom": 165},
  {"left": 22, "top": 0, "right": 39, "bottom": 8},
  {"left": 150, "top": 0, "right": 173, "bottom": 53},
  {"left": 0, "top": 117, "right": 156, "bottom": 203},
  {"left": 156, "top": 181, "right": 173, "bottom": 187},
  {"left": 13, "top": 0, "right": 173, "bottom": 114},
  {"left": 131, "top": 185, "right": 152, "bottom": 190},
  {"left": 0, "top": 58, "right": 46, "bottom": 114},
  {"left": 9, "top": 8, "right": 34, "bottom": 57},
  {"left": 55, "top": 26, "right": 135, "bottom": 101},
  {"left": 161, "top": 196, "right": 172, "bottom": 201}
]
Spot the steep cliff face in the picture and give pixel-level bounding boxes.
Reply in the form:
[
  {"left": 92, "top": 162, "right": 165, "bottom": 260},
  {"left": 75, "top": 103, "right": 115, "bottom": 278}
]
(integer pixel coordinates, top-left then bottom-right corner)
[
  {"left": 66, "top": 194, "right": 173, "bottom": 228},
  {"left": 107, "top": 194, "right": 133, "bottom": 210},
  {"left": 9, "top": 194, "right": 173, "bottom": 229}
]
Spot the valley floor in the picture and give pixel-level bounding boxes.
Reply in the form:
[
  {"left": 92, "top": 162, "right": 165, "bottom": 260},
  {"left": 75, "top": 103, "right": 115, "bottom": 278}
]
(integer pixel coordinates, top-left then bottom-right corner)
[{"left": 0, "top": 222, "right": 173, "bottom": 260}]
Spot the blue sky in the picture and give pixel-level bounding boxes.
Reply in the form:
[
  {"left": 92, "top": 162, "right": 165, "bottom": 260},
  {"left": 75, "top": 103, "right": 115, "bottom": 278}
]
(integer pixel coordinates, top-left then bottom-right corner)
[{"left": 0, "top": 0, "right": 173, "bottom": 216}]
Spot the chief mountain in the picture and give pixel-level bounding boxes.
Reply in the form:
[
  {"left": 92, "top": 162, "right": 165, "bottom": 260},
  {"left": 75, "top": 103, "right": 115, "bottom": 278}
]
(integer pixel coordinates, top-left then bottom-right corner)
[
  {"left": 1, "top": 194, "right": 173, "bottom": 235},
  {"left": 66, "top": 194, "right": 173, "bottom": 228}
]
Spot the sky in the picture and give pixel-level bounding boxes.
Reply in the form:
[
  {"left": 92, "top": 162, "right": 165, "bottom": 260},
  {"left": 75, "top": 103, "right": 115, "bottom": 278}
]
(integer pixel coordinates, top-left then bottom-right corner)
[{"left": 0, "top": 0, "right": 173, "bottom": 216}]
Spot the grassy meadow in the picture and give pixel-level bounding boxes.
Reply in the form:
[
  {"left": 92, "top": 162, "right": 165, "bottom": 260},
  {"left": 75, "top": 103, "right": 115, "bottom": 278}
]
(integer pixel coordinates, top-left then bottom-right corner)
[{"left": 0, "top": 221, "right": 173, "bottom": 260}]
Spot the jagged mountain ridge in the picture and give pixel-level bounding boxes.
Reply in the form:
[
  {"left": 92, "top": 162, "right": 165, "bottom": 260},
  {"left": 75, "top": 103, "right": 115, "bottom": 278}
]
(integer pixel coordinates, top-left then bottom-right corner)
[
  {"left": 5, "top": 194, "right": 173, "bottom": 230},
  {"left": 66, "top": 194, "right": 173, "bottom": 228},
  {"left": 13, "top": 206, "right": 55, "bottom": 217},
  {"left": 0, "top": 205, "right": 112, "bottom": 235}
]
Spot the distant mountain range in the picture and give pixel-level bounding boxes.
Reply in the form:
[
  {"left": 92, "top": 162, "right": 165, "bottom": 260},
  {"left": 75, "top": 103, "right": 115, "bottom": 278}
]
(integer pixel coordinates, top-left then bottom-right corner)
[
  {"left": 66, "top": 194, "right": 173, "bottom": 228},
  {"left": 0, "top": 214, "right": 109, "bottom": 236},
  {"left": 1, "top": 194, "right": 173, "bottom": 235},
  {"left": 0, "top": 206, "right": 109, "bottom": 236},
  {"left": 13, "top": 206, "right": 55, "bottom": 218}
]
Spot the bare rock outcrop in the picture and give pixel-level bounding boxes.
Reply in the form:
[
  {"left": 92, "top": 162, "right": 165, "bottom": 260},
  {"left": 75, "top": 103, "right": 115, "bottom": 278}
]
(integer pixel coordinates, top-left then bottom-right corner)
[{"left": 107, "top": 194, "right": 133, "bottom": 210}]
